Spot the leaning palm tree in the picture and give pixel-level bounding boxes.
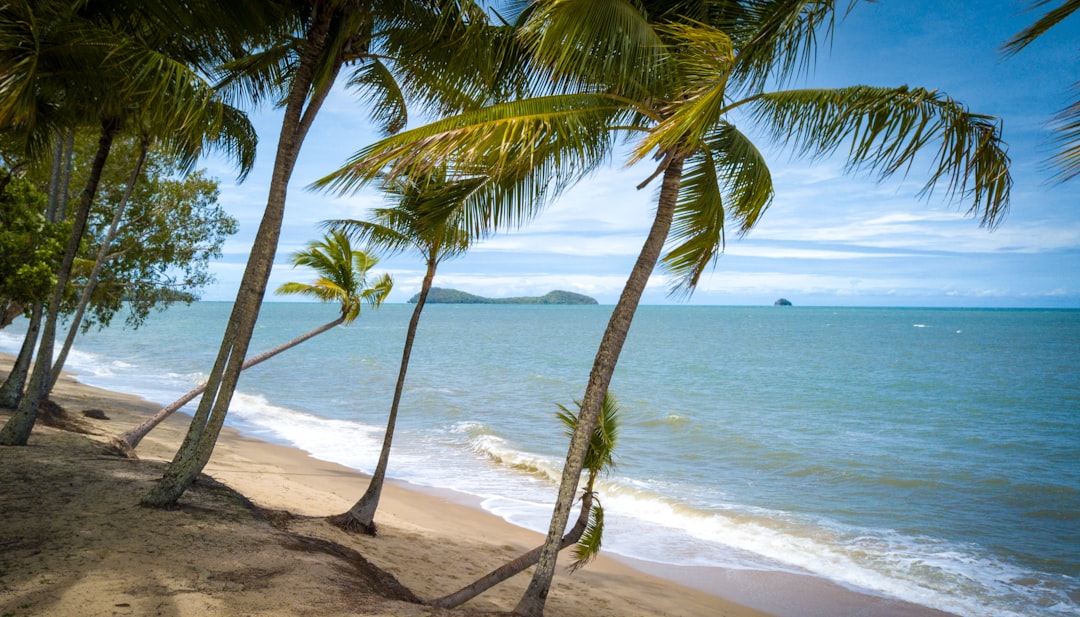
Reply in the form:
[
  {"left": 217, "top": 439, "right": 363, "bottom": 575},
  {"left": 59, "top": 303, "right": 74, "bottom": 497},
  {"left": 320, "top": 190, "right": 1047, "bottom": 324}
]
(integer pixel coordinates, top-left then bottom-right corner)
[
  {"left": 324, "top": 170, "right": 476, "bottom": 534},
  {"left": 142, "top": 0, "right": 504, "bottom": 508},
  {"left": 113, "top": 230, "right": 390, "bottom": 454},
  {"left": 429, "top": 392, "right": 620, "bottom": 609},
  {"left": 1003, "top": 0, "right": 1079, "bottom": 182},
  {"left": 316, "top": 2, "right": 1013, "bottom": 614}
]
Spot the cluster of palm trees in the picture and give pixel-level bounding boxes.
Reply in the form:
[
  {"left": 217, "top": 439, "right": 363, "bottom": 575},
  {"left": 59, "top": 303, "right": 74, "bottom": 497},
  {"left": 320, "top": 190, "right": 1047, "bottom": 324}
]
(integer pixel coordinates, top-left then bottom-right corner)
[{"left": 8, "top": 0, "right": 1072, "bottom": 614}]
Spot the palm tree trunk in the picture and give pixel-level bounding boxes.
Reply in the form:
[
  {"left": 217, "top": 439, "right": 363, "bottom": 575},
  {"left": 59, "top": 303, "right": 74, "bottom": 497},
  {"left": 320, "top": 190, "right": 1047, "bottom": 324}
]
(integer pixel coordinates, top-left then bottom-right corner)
[
  {"left": 115, "top": 316, "right": 344, "bottom": 453},
  {"left": 513, "top": 154, "right": 685, "bottom": 617},
  {"left": 58, "top": 128, "right": 75, "bottom": 220},
  {"left": 0, "top": 302, "right": 43, "bottom": 408},
  {"left": 430, "top": 491, "right": 594, "bottom": 609},
  {"left": 48, "top": 136, "right": 150, "bottom": 393},
  {"left": 0, "top": 118, "right": 120, "bottom": 446},
  {"left": 141, "top": 4, "right": 341, "bottom": 507},
  {"left": 329, "top": 260, "right": 436, "bottom": 534}
]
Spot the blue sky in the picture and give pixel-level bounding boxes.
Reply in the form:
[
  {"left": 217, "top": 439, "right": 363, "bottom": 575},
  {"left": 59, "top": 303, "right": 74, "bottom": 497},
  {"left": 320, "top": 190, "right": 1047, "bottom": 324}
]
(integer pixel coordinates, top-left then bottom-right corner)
[{"left": 199, "top": 1, "right": 1079, "bottom": 307}]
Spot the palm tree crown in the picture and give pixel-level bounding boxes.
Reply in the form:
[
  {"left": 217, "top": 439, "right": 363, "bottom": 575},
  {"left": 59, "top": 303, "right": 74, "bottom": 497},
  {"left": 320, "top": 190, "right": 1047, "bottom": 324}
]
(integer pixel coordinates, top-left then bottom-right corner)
[{"left": 276, "top": 230, "right": 392, "bottom": 323}]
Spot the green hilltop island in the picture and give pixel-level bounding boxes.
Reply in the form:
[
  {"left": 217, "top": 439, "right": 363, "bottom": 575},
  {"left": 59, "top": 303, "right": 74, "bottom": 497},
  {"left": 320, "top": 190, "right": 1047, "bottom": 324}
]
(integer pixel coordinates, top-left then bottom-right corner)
[{"left": 408, "top": 288, "right": 598, "bottom": 305}]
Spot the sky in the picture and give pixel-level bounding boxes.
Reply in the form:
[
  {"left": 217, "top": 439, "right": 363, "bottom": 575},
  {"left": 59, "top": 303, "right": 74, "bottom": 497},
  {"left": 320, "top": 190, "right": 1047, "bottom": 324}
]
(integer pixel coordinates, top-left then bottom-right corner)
[{"left": 197, "top": 1, "right": 1079, "bottom": 308}]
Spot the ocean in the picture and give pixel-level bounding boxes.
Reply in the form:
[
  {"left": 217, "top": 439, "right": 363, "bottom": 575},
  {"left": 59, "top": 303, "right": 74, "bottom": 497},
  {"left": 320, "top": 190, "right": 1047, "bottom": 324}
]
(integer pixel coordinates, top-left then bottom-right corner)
[{"left": 2, "top": 303, "right": 1077, "bottom": 617}]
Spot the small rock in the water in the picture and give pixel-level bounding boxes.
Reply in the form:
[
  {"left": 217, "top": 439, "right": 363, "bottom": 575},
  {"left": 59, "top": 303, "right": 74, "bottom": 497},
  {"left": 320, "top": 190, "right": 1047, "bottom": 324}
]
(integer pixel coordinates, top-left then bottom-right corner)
[{"left": 83, "top": 409, "right": 109, "bottom": 420}]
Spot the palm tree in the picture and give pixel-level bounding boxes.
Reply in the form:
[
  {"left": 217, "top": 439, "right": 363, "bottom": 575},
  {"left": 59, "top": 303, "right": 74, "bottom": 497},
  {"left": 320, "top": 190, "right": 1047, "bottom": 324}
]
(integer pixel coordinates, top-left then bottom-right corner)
[
  {"left": 429, "top": 392, "right": 620, "bottom": 609},
  {"left": 1003, "top": 0, "right": 1079, "bottom": 182},
  {"left": 316, "top": 2, "right": 1013, "bottom": 614},
  {"left": 141, "top": 0, "right": 502, "bottom": 508},
  {"left": 324, "top": 170, "right": 474, "bottom": 534},
  {"left": 113, "top": 230, "right": 390, "bottom": 454},
  {"left": 0, "top": 0, "right": 260, "bottom": 445}
]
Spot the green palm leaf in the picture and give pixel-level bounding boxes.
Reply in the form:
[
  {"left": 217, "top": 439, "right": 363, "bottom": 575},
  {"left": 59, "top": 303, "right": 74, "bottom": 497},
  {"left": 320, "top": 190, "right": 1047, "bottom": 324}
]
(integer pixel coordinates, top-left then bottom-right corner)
[
  {"left": 568, "top": 502, "right": 604, "bottom": 574},
  {"left": 275, "top": 230, "right": 390, "bottom": 324},
  {"left": 519, "top": 0, "right": 664, "bottom": 95},
  {"left": 750, "top": 86, "right": 1012, "bottom": 226},
  {"left": 314, "top": 93, "right": 629, "bottom": 231},
  {"left": 662, "top": 123, "right": 774, "bottom": 294}
]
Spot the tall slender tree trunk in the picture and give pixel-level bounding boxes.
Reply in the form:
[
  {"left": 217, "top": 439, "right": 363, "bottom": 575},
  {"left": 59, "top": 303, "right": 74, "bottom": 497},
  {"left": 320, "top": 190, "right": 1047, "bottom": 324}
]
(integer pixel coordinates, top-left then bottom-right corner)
[
  {"left": 48, "top": 137, "right": 150, "bottom": 393},
  {"left": 116, "top": 316, "right": 344, "bottom": 453},
  {"left": 513, "top": 154, "right": 685, "bottom": 617},
  {"left": 0, "top": 118, "right": 119, "bottom": 446},
  {"left": 141, "top": 6, "right": 342, "bottom": 507},
  {"left": 430, "top": 491, "right": 594, "bottom": 609},
  {"left": 45, "top": 135, "right": 63, "bottom": 222},
  {"left": 329, "top": 261, "right": 436, "bottom": 534},
  {"left": 0, "top": 302, "right": 43, "bottom": 408},
  {"left": 58, "top": 128, "right": 75, "bottom": 220}
]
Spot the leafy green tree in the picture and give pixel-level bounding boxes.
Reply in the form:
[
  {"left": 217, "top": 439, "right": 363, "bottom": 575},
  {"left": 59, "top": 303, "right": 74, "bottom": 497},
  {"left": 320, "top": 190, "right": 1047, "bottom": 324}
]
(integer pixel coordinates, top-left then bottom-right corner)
[
  {"left": 1004, "top": 0, "right": 1079, "bottom": 181},
  {"left": 429, "top": 392, "right": 620, "bottom": 609},
  {"left": 0, "top": 175, "right": 56, "bottom": 328},
  {"left": 324, "top": 170, "right": 474, "bottom": 534},
  {"left": 47, "top": 138, "right": 240, "bottom": 392},
  {"left": 114, "top": 230, "right": 390, "bottom": 453},
  {"left": 142, "top": 0, "right": 506, "bottom": 507},
  {"left": 0, "top": 174, "right": 62, "bottom": 408},
  {"left": 317, "top": 2, "right": 1013, "bottom": 613}
]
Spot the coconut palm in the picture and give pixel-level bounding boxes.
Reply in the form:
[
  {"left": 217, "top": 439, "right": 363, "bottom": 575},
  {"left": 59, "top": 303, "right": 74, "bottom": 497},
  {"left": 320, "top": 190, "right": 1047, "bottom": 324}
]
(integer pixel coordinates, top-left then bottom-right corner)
[
  {"left": 0, "top": 0, "right": 259, "bottom": 445},
  {"left": 316, "top": 2, "right": 1013, "bottom": 613},
  {"left": 141, "top": 0, "right": 505, "bottom": 508},
  {"left": 1003, "top": 0, "right": 1079, "bottom": 182},
  {"left": 113, "top": 230, "right": 390, "bottom": 454},
  {"left": 429, "top": 392, "right": 620, "bottom": 609},
  {"left": 324, "top": 170, "right": 476, "bottom": 534}
]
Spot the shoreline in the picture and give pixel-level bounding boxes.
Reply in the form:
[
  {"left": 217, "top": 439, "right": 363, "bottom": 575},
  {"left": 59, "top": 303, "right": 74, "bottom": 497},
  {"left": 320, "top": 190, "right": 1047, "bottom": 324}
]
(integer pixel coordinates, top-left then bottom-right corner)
[{"left": 1, "top": 353, "right": 958, "bottom": 616}]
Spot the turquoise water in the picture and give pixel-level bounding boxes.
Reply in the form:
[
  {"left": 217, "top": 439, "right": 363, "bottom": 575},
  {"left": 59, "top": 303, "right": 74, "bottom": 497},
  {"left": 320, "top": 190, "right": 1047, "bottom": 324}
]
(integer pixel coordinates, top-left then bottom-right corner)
[{"left": 3, "top": 303, "right": 1078, "bottom": 617}]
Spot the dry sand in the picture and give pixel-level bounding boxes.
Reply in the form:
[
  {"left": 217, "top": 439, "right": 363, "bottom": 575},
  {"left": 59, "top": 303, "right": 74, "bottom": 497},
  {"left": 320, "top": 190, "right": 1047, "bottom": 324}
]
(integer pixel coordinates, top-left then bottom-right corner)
[{"left": 0, "top": 355, "right": 959, "bottom": 616}]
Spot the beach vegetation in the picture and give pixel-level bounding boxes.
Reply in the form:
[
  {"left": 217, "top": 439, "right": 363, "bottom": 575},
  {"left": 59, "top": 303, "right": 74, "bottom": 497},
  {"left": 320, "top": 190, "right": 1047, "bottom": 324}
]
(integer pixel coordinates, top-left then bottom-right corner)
[
  {"left": 428, "top": 392, "right": 620, "bottom": 609},
  {"left": 1003, "top": 0, "right": 1079, "bottom": 182},
  {"left": 115, "top": 230, "right": 390, "bottom": 454},
  {"left": 44, "top": 135, "right": 240, "bottom": 393},
  {"left": 0, "top": 0, "right": 259, "bottom": 444},
  {"left": 324, "top": 168, "right": 475, "bottom": 535},
  {"left": 316, "top": 1, "right": 1013, "bottom": 614},
  {"left": 141, "top": 0, "right": 501, "bottom": 508}
]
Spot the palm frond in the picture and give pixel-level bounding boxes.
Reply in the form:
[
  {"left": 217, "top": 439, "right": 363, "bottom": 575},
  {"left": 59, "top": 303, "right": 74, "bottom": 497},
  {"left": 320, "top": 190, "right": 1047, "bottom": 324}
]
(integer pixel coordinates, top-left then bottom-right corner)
[
  {"left": 1048, "top": 92, "right": 1080, "bottom": 182},
  {"left": 750, "top": 86, "right": 1011, "bottom": 226},
  {"left": 312, "top": 93, "right": 628, "bottom": 231},
  {"left": 213, "top": 41, "right": 299, "bottom": 109},
  {"left": 662, "top": 122, "right": 775, "bottom": 295},
  {"left": 1002, "top": 0, "right": 1080, "bottom": 56},
  {"left": 518, "top": 0, "right": 664, "bottom": 95},
  {"left": 729, "top": 0, "right": 854, "bottom": 92},
  {"left": 346, "top": 59, "right": 407, "bottom": 136},
  {"left": 556, "top": 391, "right": 620, "bottom": 482},
  {"left": 568, "top": 501, "right": 604, "bottom": 574},
  {"left": 275, "top": 230, "right": 387, "bottom": 323},
  {"left": 633, "top": 20, "right": 735, "bottom": 160}
]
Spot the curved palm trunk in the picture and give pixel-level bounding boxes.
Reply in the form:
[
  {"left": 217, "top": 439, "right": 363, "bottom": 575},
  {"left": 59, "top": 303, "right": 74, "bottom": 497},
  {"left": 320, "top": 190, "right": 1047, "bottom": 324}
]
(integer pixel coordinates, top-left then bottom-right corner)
[
  {"left": 430, "top": 490, "right": 594, "bottom": 609},
  {"left": 329, "top": 260, "right": 436, "bottom": 534},
  {"left": 0, "top": 118, "right": 119, "bottom": 446},
  {"left": 514, "top": 154, "right": 685, "bottom": 617},
  {"left": 48, "top": 137, "right": 150, "bottom": 393},
  {"left": 0, "top": 302, "right": 43, "bottom": 408},
  {"left": 141, "top": 7, "right": 341, "bottom": 507},
  {"left": 116, "top": 316, "right": 344, "bottom": 453}
]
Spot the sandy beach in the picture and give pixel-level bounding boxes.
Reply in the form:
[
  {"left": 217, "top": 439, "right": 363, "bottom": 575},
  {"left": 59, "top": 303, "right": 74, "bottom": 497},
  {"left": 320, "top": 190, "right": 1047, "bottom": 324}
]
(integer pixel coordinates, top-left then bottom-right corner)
[{"left": 0, "top": 354, "right": 958, "bottom": 617}]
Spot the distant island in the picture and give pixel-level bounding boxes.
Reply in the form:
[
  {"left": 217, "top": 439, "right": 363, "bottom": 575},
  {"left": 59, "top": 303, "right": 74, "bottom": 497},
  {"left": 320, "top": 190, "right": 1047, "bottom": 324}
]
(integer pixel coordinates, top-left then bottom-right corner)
[
  {"left": 409, "top": 288, "right": 598, "bottom": 305},
  {"left": 774, "top": 298, "right": 793, "bottom": 306}
]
